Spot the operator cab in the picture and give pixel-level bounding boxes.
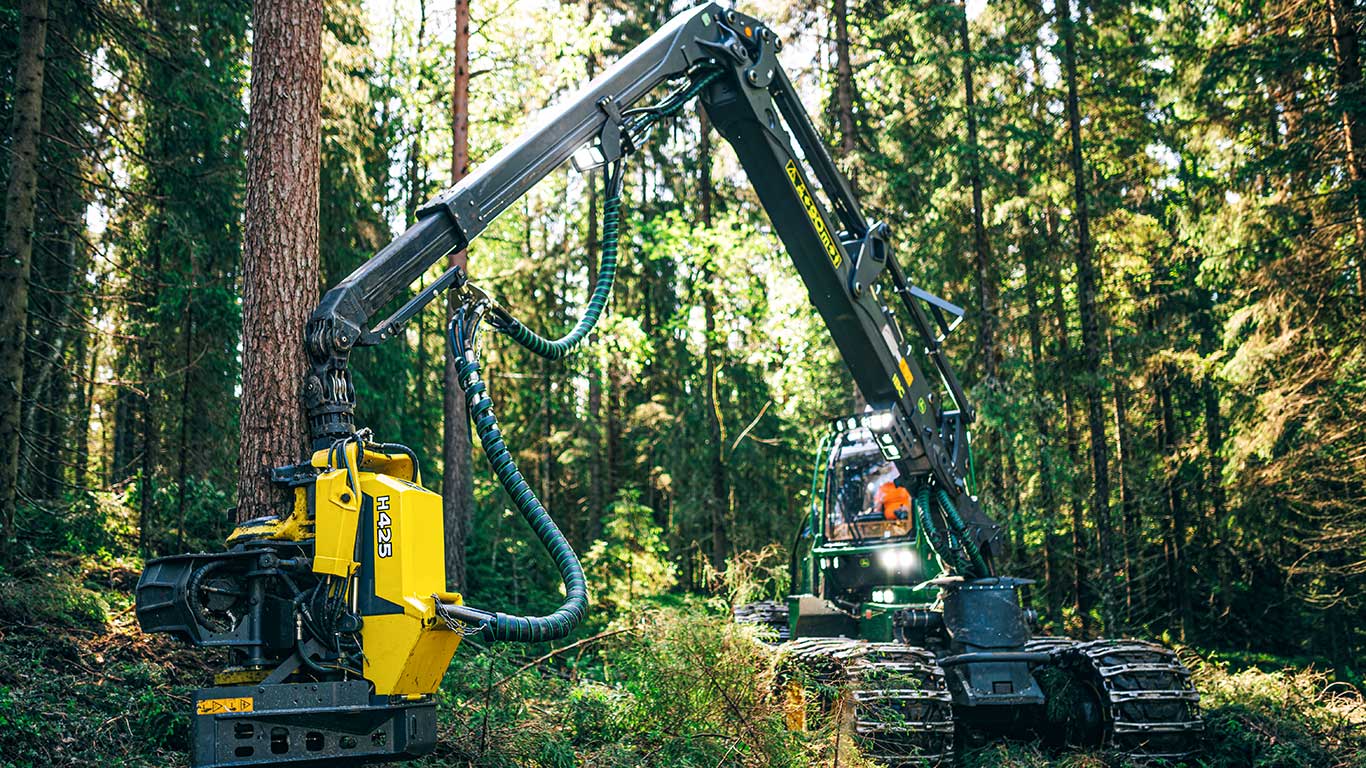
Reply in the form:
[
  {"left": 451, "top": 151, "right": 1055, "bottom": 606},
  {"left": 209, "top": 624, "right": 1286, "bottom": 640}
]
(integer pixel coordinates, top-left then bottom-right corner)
[
  {"left": 809, "top": 418, "right": 939, "bottom": 612},
  {"left": 825, "top": 427, "right": 915, "bottom": 544}
]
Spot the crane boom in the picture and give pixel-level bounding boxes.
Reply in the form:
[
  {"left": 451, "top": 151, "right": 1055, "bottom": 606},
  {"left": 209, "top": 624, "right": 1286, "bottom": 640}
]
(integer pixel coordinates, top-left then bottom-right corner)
[{"left": 304, "top": 2, "right": 999, "bottom": 559}]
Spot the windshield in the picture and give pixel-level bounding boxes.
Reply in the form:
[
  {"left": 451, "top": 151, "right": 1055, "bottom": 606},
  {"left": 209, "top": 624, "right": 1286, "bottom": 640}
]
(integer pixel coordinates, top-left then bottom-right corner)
[{"left": 824, "top": 430, "right": 915, "bottom": 543}]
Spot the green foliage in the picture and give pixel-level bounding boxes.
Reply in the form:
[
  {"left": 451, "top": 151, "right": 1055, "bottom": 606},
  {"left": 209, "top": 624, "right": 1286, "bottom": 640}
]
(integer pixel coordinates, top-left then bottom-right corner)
[
  {"left": 0, "top": 559, "right": 109, "bottom": 630},
  {"left": 1196, "top": 660, "right": 1366, "bottom": 768},
  {"left": 713, "top": 544, "right": 791, "bottom": 608},
  {"left": 583, "top": 490, "right": 677, "bottom": 612}
]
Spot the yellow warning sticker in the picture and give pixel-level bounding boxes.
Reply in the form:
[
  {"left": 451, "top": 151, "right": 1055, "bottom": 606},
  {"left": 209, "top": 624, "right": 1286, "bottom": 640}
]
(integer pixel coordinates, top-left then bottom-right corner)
[
  {"left": 898, "top": 358, "right": 914, "bottom": 390},
  {"left": 197, "top": 697, "right": 254, "bottom": 715},
  {"left": 785, "top": 160, "right": 842, "bottom": 268}
]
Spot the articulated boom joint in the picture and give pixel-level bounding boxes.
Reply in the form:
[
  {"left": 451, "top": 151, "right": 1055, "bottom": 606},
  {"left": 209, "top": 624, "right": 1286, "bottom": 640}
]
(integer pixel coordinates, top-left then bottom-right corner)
[{"left": 303, "top": 315, "right": 360, "bottom": 446}]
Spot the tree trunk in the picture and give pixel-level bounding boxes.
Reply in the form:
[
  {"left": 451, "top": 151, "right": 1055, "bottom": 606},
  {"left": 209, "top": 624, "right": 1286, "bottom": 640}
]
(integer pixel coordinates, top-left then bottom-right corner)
[
  {"left": 584, "top": 13, "right": 605, "bottom": 540},
  {"left": 444, "top": 0, "right": 475, "bottom": 592},
  {"left": 237, "top": 0, "right": 323, "bottom": 520},
  {"left": 1328, "top": 0, "right": 1366, "bottom": 298},
  {"left": 1022, "top": 225, "right": 1062, "bottom": 627},
  {"left": 0, "top": 0, "right": 47, "bottom": 544},
  {"left": 1196, "top": 287, "right": 1229, "bottom": 616},
  {"left": 586, "top": 164, "right": 605, "bottom": 537},
  {"left": 833, "top": 0, "right": 857, "bottom": 161},
  {"left": 1051, "top": 251, "right": 1091, "bottom": 633},
  {"left": 1057, "top": 0, "right": 1117, "bottom": 630},
  {"left": 1156, "top": 366, "right": 1193, "bottom": 641},
  {"left": 1108, "top": 328, "right": 1137, "bottom": 627},
  {"left": 959, "top": 1, "right": 997, "bottom": 387},
  {"left": 175, "top": 282, "right": 196, "bottom": 550},
  {"left": 700, "top": 113, "right": 729, "bottom": 571}
]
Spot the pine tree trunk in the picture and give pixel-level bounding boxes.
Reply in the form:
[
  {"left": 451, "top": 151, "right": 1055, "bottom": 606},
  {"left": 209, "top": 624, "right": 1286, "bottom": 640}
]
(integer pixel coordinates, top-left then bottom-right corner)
[
  {"left": 1022, "top": 227, "right": 1062, "bottom": 627},
  {"left": 700, "top": 114, "right": 729, "bottom": 571},
  {"left": 237, "top": 0, "right": 322, "bottom": 520},
  {"left": 1328, "top": 0, "right": 1366, "bottom": 298},
  {"left": 959, "top": 1, "right": 997, "bottom": 387},
  {"left": 586, "top": 165, "right": 605, "bottom": 537},
  {"left": 833, "top": 0, "right": 856, "bottom": 161},
  {"left": 1108, "top": 329, "right": 1137, "bottom": 627},
  {"left": 444, "top": 0, "right": 475, "bottom": 592},
  {"left": 1057, "top": 0, "right": 1117, "bottom": 630},
  {"left": 584, "top": 17, "right": 605, "bottom": 540},
  {"left": 0, "top": 0, "right": 47, "bottom": 543},
  {"left": 1051, "top": 250, "right": 1090, "bottom": 633},
  {"left": 1156, "top": 366, "right": 1193, "bottom": 641}
]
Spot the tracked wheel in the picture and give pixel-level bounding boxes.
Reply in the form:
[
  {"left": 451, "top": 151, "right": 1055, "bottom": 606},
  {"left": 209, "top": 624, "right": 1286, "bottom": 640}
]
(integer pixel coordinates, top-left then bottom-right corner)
[
  {"left": 1041, "top": 638, "right": 1203, "bottom": 761},
  {"left": 733, "top": 600, "right": 791, "bottom": 642},
  {"left": 778, "top": 638, "right": 954, "bottom": 766}
]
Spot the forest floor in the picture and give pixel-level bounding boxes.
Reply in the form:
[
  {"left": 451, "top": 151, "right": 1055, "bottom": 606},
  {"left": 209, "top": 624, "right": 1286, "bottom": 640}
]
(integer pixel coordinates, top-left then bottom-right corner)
[{"left": 1, "top": 555, "right": 1364, "bottom": 768}]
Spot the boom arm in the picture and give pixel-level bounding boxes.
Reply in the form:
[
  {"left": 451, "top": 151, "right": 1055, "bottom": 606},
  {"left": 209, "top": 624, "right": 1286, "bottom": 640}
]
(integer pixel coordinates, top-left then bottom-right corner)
[{"left": 302, "top": 3, "right": 1001, "bottom": 562}]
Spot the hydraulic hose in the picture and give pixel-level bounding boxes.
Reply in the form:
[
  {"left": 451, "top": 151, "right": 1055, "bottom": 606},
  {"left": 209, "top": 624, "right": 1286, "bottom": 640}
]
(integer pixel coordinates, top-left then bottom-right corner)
[
  {"left": 436, "top": 68, "right": 721, "bottom": 643},
  {"left": 916, "top": 487, "right": 965, "bottom": 574},
  {"left": 489, "top": 68, "right": 723, "bottom": 358},
  {"left": 491, "top": 164, "right": 624, "bottom": 359},
  {"left": 447, "top": 311, "right": 587, "bottom": 642},
  {"left": 936, "top": 487, "right": 990, "bottom": 577}
]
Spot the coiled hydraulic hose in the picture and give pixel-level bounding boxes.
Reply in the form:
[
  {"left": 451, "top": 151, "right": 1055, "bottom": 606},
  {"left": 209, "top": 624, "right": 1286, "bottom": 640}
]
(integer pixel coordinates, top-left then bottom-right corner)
[
  {"left": 436, "top": 69, "right": 722, "bottom": 643},
  {"left": 491, "top": 164, "right": 624, "bottom": 359},
  {"left": 447, "top": 308, "right": 588, "bottom": 642},
  {"left": 489, "top": 69, "right": 722, "bottom": 359},
  {"left": 938, "top": 487, "right": 989, "bottom": 577}
]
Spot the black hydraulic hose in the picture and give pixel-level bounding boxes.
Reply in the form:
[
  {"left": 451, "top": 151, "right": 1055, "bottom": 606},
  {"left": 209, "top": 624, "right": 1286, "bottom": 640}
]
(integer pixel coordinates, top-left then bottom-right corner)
[
  {"left": 490, "top": 164, "right": 624, "bottom": 359},
  {"left": 446, "top": 311, "right": 587, "bottom": 643}
]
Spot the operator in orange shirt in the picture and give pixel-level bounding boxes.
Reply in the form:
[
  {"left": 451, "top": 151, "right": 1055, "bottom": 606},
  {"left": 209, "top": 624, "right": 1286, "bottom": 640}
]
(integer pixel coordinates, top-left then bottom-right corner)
[{"left": 876, "top": 480, "right": 912, "bottom": 520}]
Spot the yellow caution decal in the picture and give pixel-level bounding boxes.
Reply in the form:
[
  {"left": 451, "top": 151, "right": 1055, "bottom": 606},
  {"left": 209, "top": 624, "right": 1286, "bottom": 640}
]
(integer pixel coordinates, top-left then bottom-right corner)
[
  {"left": 898, "top": 358, "right": 915, "bottom": 390},
  {"left": 196, "top": 697, "right": 253, "bottom": 715},
  {"left": 786, "top": 160, "right": 842, "bottom": 268}
]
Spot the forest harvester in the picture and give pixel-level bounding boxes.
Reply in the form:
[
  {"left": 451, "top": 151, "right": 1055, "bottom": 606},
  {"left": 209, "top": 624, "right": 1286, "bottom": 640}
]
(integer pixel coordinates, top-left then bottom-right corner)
[{"left": 135, "top": 4, "right": 1201, "bottom": 766}]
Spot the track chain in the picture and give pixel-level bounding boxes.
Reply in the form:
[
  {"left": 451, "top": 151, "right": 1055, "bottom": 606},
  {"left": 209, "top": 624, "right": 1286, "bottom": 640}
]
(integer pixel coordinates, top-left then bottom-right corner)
[
  {"left": 733, "top": 600, "right": 791, "bottom": 642},
  {"left": 780, "top": 638, "right": 954, "bottom": 766},
  {"left": 1064, "top": 638, "right": 1203, "bottom": 761}
]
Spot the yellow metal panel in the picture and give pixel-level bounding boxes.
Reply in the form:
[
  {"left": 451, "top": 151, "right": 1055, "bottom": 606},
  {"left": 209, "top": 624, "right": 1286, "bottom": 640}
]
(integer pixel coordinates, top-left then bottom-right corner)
[
  {"left": 364, "top": 474, "right": 446, "bottom": 617},
  {"left": 362, "top": 614, "right": 461, "bottom": 695},
  {"left": 313, "top": 469, "right": 362, "bottom": 577},
  {"left": 357, "top": 473, "right": 463, "bottom": 695}
]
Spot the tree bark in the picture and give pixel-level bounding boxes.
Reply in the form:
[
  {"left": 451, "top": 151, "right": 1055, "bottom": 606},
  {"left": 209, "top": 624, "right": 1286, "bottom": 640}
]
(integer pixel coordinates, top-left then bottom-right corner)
[
  {"left": 1328, "top": 0, "right": 1366, "bottom": 298},
  {"left": 1108, "top": 328, "right": 1137, "bottom": 627},
  {"left": 1048, "top": 219, "right": 1091, "bottom": 634},
  {"left": 699, "top": 112, "right": 729, "bottom": 571},
  {"left": 584, "top": 7, "right": 605, "bottom": 540},
  {"left": 444, "top": 0, "right": 475, "bottom": 592},
  {"left": 959, "top": 1, "right": 997, "bottom": 387},
  {"left": 1156, "top": 365, "right": 1193, "bottom": 641},
  {"left": 237, "top": 0, "right": 322, "bottom": 520},
  {"left": 1057, "top": 0, "right": 1118, "bottom": 630},
  {"left": 0, "top": 0, "right": 47, "bottom": 542},
  {"left": 833, "top": 0, "right": 857, "bottom": 161},
  {"left": 1022, "top": 221, "right": 1062, "bottom": 627}
]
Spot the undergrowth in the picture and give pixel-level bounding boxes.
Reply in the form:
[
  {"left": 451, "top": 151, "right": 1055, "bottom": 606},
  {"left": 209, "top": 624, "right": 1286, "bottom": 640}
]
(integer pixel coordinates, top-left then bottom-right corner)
[{"left": 1, "top": 554, "right": 1364, "bottom": 768}]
